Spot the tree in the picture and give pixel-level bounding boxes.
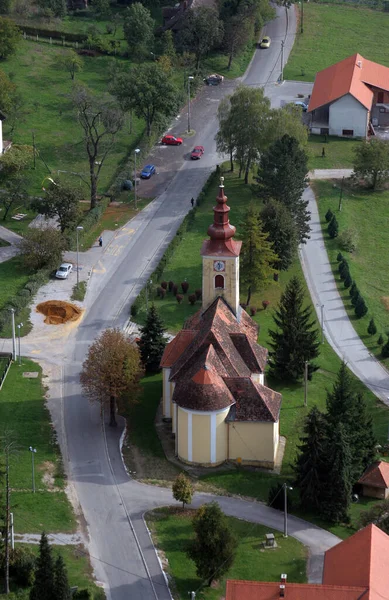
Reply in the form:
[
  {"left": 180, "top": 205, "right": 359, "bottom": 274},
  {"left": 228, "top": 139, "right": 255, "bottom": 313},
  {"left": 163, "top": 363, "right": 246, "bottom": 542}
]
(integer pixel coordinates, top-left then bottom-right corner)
[
  {"left": 260, "top": 200, "right": 298, "bottom": 271},
  {"left": 353, "top": 139, "right": 389, "bottom": 190},
  {"left": 53, "top": 555, "right": 71, "bottom": 600},
  {"left": 265, "top": 105, "right": 308, "bottom": 148},
  {"left": 0, "top": 177, "right": 28, "bottom": 221},
  {"left": 123, "top": 3, "right": 155, "bottom": 57},
  {"left": 294, "top": 406, "right": 327, "bottom": 511},
  {"left": 93, "top": 0, "right": 110, "bottom": 15},
  {"left": 72, "top": 85, "right": 124, "bottom": 209},
  {"left": 359, "top": 498, "right": 389, "bottom": 535},
  {"left": 160, "top": 29, "right": 176, "bottom": 59},
  {"left": 215, "top": 96, "right": 236, "bottom": 172},
  {"left": 382, "top": 337, "right": 389, "bottom": 358},
  {"left": 36, "top": 0, "right": 66, "bottom": 17},
  {"left": 239, "top": 203, "right": 278, "bottom": 306},
  {"left": 187, "top": 502, "right": 237, "bottom": 586},
  {"left": 223, "top": 13, "right": 252, "bottom": 70},
  {"left": 328, "top": 215, "right": 338, "bottom": 239},
  {"left": 0, "top": 17, "right": 20, "bottom": 59},
  {"left": 320, "top": 423, "right": 352, "bottom": 523},
  {"left": 31, "top": 182, "right": 82, "bottom": 234},
  {"left": 80, "top": 328, "right": 143, "bottom": 427},
  {"left": 0, "top": 0, "right": 11, "bottom": 13},
  {"left": 29, "top": 533, "right": 55, "bottom": 600},
  {"left": 178, "top": 6, "right": 224, "bottom": 71},
  {"left": 20, "top": 227, "right": 65, "bottom": 271},
  {"left": 137, "top": 304, "right": 168, "bottom": 373},
  {"left": 0, "top": 69, "right": 16, "bottom": 114},
  {"left": 355, "top": 295, "right": 368, "bottom": 318},
  {"left": 111, "top": 63, "right": 179, "bottom": 137},
  {"left": 172, "top": 473, "right": 194, "bottom": 508},
  {"left": 57, "top": 50, "right": 83, "bottom": 81},
  {"left": 268, "top": 276, "right": 320, "bottom": 381},
  {"left": 256, "top": 134, "right": 310, "bottom": 243},
  {"left": 0, "top": 145, "right": 33, "bottom": 182}
]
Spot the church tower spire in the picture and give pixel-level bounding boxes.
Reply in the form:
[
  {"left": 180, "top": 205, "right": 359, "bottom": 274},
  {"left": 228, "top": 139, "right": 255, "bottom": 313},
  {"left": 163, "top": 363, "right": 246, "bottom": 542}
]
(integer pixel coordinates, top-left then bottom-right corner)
[{"left": 200, "top": 177, "right": 242, "bottom": 314}]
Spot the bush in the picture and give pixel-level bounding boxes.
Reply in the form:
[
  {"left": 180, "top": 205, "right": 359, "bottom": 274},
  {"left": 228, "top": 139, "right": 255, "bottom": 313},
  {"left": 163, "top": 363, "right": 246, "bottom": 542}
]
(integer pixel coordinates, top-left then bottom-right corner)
[
  {"left": 156, "top": 286, "right": 162, "bottom": 297},
  {"left": 382, "top": 338, "right": 389, "bottom": 358},
  {"left": 343, "top": 274, "right": 352, "bottom": 289},
  {"left": 9, "top": 546, "right": 36, "bottom": 586},
  {"left": 67, "top": 198, "right": 109, "bottom": 250},
  {"left": 338, "top": 259, "right": 349, "bottom": 276},
  {"left": 325, "top": 208, "right": 334, "bottom": 222},
  {"left": 172, "top": 284, "right": 178, "bottom": 296},
  {"left": 355, "top": 295, "right": 368, "bottom": 318},
  {"left": 250, "top": 306, "right": 257, "bottom": 316},
  {"left": 262, "top": 300, "right": 270, "bottom": 310},
  {"left": 367, "top": 318, "right": 377, "bottom": 336},
  {"left": 176, "top": 294, "right": 183, "bottom": 304},
  {"left": 338, "top": 228, "right": 357, "bottom": 253},
  {"left": 181, "top": 281, "right": 189, "bottom": 294},
  {"left": 20, "top": 24, "right": 87, "bottom": 42},
  {"left": 188, "top": 294, "right": 196, "bottom": 305},
  {"left": 161, "top": 281, "right": 167, "bottom": 290},
  {"left": 378, "top": 334, "right": 384, "bottom": 345},
  {"left": 328, "top": 215, "right": 338, "bottom": 238},
  {"left": 351, "top": 290, "right": 360, "bottom": 306},
  {"left": 195, "top": 288, "right": 202, "bottom": 300},
  {"left": 168, "top": 280, "right": 174, "bottom": 292},
  {"left": 349, "top": 281, "right": 358, "bottom": 298},
  {"left": 337, "top": 252, "right": 344, "bottom": 262},
  {"left": 160, "top": 288, "right": 166, "bottom": 299}
]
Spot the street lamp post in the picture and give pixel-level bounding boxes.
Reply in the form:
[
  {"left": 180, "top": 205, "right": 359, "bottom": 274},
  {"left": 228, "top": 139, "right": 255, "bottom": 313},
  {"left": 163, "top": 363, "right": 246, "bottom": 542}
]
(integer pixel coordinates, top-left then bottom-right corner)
[
  {"left": 17, "top": 323, "right": 23, "bottom": 366},
  {"left": 187, "top": 76, "right": 194, "bottom": 134},
  {"left": 280, "top": 40, "right": 284, "bottom": 82},
  {"left": 9, "top": 308, "right": 16, "bottom": 361},
  {"left": 134, "top": 148, "right": 140, "bottom": 210},
  {"left": 283, "top": 483, "right": 293, "bottom": 537},
  {"left": 339, "top": 176, "right": 344, "bottom": 211},
  {"left": 29, "top": 447, "right": 37, "bottom": 493},
  {"left": 146, "top": 279, "right": 153, "bottom": 313},
  {"left": 76, "top": 226, "right": 84, "bottom": 289}
]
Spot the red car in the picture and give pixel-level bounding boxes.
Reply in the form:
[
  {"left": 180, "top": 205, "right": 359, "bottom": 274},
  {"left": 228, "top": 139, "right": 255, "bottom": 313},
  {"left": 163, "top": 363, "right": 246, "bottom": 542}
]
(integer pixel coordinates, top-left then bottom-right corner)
[
  {"left": 161, "top": 134, "right": 183, "bottom": 146},
  {"left": 191, "top": 146, "right": 204, "bottom": 160}
]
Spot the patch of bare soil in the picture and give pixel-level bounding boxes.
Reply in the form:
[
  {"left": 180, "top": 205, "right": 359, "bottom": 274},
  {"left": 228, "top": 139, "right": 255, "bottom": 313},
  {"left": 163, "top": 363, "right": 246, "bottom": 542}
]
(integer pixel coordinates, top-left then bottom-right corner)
[
  {"left": 37, "top": 300, "right": 82, "bottom": 325},
  {"left": 122, "top": 439, "right": 179, "bottom": 485},
  {"left": 381, "top": 296, "right": 389, "bottom": 311},
  {"left": 39, "top": 460, "right": 58, "bottom": 491}
]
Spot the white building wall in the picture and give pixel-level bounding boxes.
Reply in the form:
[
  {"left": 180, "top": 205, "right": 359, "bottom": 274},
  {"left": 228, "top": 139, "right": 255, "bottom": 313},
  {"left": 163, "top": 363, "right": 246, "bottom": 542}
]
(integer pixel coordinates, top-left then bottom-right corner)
[{"left": 329, "top": 94, "right": 368, "bottom": 138}]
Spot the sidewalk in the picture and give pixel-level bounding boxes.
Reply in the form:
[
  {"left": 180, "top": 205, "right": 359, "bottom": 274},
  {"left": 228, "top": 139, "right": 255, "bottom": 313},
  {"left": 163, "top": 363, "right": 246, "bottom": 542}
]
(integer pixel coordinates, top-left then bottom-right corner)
[
  {"left": 0, "top": 224, "right": 22, "bottom": 264},
  {"left": 300, "top": 186, "right": 389, "bottom": 405},
  {"left": 309, "top": 169, "right": 353, "bottom": 180}
]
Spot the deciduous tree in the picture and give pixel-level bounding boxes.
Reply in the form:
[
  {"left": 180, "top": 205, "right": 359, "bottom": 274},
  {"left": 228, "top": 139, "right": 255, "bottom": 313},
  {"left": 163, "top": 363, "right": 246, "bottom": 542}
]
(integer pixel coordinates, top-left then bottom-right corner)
[
  {"left": 123, "top": 3, "right": 154, "bottom": 57},
  {"left": 0, "top": 69, "right": 16, "bottom": 114},
  {"left": 137, "top": 304, "right": 167, "bottom": 374},
  {"left": 239, "top": 203, "right": 278, "bottom": 305},
  {"left": 80, "top": 328, "right": 143, "bottom": 427},
  {"left": 0, "top": 17, "right": 20, "bottom": 59},
  {"left": 260, "top": 200, "right": 298, "bottom": 271},
  {"left": 172, "top": 473, "right": 194, "bottom": 508},
  {"left": 352, "top": 139, "right": 389, "bottom": 190},
  {"left": 223, "top": 13, "right": 252, "bottom": 70},
  {"left": 57, "top": 49, "right": 83, "bottom": 81},
  {"left": 72, "top": 85, "right": 124, "bottom": 209},
  {"left": 187, "top": 502, "right": 237, "bottom": 586},
  {"left": 111, "top": 63, "right": 179, "bottom": 137},
  {"left": 256, "top": 134, "right": 310, "bottom": 243},
  {"left": 359, "top": 498, "right": 389, "bottom": 535},
  {"left": 31, "top": 181, "right": 82, "bottom": 233},
  {"left": 29, "top": 533, "right": 55, "bottom": 600},
  {"left": 269, "top": 276, "right": 320, "bottom": 381},
  {"left": 20, "top": 227, "right": 65, "bottom": 271},
  {"left": 0, "top": 145, "right": 34, "bottom": 182},
  {"left": 178, "top": 7, "right": 224, "bottom": 71},
  {"left": 0, "top": 177, "right": 28, "bottom": 221}
]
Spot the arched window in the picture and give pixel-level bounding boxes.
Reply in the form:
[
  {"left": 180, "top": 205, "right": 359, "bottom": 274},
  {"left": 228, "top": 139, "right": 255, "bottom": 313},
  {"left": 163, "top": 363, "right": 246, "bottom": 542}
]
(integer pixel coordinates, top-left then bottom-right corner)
[{"left": 215, "top": 274, "right": 224, "bottom": 289}]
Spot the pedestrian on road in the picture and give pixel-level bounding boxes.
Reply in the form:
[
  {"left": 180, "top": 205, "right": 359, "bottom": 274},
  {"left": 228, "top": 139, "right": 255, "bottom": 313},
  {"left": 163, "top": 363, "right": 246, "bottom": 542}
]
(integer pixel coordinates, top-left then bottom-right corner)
[
  {"left": 191, "top": 197, "right": 195, "bottom": 207},
  {"left": 99, "top": 236, "right": 103, "bottom": 247}
]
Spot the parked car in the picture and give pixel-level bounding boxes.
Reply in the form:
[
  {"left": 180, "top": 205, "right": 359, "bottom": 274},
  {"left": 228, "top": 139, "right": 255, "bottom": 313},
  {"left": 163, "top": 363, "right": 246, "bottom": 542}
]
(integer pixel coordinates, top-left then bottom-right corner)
[
  {"left": 161, "top": 135, "right": 183, "bottom": 145},
  {"left": 294, "top": 101, "right": 308, "bottom": 112},
  {"left": 204, "top": 73, "right": 224, "bottom": 86},
  {"left": 259, "top": 36, "right": 271, "bottom": 48},
  {"left": 141, "top": 164, "right": 156, "bottom": 179},
  {"left": 55, "top": 263, "right": 73, "bottom": 279},
  {"left": 190, "top": 146, "right": 205, "bottom": 160}
]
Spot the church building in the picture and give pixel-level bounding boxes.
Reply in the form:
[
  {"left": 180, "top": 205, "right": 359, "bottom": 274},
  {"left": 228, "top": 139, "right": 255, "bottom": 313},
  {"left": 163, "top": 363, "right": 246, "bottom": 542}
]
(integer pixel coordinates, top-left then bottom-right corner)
[{"left": 160, "top": 178, "right": 282, "bottom": 468}]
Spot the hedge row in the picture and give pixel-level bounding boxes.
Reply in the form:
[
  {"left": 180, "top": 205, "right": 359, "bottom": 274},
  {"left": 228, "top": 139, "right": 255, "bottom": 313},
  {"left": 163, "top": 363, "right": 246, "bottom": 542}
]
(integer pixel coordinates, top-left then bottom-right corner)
[
  {"left": 67, "top": 197, "right": 110, "bottom": 250},
  {"left": 130, "top": 167, "right": 219, "bottom": 317},
  {"left": 21, "top": 24, "right": 88, "bottom": 42},
  {"left": 0, "top": 267, "right": 51, "bottom": 335}
]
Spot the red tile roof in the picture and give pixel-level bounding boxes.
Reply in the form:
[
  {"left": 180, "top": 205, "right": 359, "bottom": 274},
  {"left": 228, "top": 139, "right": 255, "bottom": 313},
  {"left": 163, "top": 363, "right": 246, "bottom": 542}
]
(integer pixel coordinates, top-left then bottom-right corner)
[
  {"left": 226, "top": 581, "right": 366, "bottom": 600},
  {"left": 225, "top": 377, "right": 282, "bottom": 422},
  {"left": 160, "top": 330, "right": 196, "bottom": 368},
  {"left": 358, "top": 461, "right": 389, "bottom": 489},
  {"left": 323, "top": 524, "right": 389, "bottom": 600},
  {"left": 308, "top": 53, "right": 389, "bottom": 112}
]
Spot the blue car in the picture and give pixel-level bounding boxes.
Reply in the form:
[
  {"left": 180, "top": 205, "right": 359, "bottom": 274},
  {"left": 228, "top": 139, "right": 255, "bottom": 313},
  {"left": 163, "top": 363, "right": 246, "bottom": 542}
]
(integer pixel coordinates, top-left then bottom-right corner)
[{"left": 140, "top": 164, "right": 156, "bottom": 179}]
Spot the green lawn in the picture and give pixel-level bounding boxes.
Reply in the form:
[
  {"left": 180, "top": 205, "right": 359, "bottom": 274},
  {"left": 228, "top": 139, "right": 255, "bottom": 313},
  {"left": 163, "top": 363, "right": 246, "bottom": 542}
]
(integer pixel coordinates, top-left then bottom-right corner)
[
  {"left": 307, "top": 135, "right": 360, "bottom": 170},
  {"left": 313, "top": 179, "right": 389, "bottom": 365},
  {"left": 285, "top": 3, "right": 389, "bottom": 82},
  {"left": 146, "top": 507, "right": 307, "bottom": 600},
  {"left": 0, "top": 256, "right": 30, "bottom": 309},
  {"left": 0, "top": 359, "right": 76, "bottom": 533}
]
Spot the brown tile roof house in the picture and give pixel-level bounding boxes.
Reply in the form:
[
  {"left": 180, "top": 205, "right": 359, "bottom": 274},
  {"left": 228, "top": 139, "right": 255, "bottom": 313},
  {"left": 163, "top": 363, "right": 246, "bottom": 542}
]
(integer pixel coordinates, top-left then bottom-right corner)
[
  {"left": 358, "top": 460, "right": 389, "bottom": 499},
  {"left": 226, "top": 524, "right": 389, "bottom": 600}
]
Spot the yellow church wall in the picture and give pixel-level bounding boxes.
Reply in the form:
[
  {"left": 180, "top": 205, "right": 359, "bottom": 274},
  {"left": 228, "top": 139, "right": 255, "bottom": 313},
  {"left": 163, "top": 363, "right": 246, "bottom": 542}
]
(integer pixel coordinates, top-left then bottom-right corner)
[
  {"left": 202, "top": 256, "right": 239, "bottom": 314},
  {"left": 192, "top": 413, "right": 211, "bottom": 464},
  {"left": 162, "top": 368, "right": 170, "bottom": 419},
  {"left": 177, "top": 407, "right": 188, "bottom": 460},
  {"left": 228, "top": 421, "right": 277, "bottom": 467},
  {"left": 215, "top": 410, "right": 229, "bottom": 464}
]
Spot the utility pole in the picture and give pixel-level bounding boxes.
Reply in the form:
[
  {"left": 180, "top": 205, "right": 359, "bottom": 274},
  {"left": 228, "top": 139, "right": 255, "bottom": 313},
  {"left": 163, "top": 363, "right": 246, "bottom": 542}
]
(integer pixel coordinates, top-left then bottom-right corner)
[
  {"left": 187, "top": 76, "right": 194, "bottom": 134},
  {"left": 146, "top": 279, "right": 153, "bottom": 313},
  {"left": 9, "top": 308, "right": 16, "bottom": 361},
  {"left": 301, "top": 0, "right": 304, "bottom": 34},
  {"left": 10, "top": 513, "right": 14, "bottom": 551},
  {"left": 304, "top": 360, "right": 308, "bottom": 407},
  {"left": 339, "top": 176, "right": 344, "bottom": 211},
  {"left": 17, "top": 322, "right": 23, "bottom": 366},
  {"left": 280, "top": 40, "right": 285, "bottom": 82},
  {"left": 29, "top": 446, "right": 37, "bottom": 493},
  {"left": 134, "top": 148, "right": 140, "bottom": 210},
  {"left": 4, "top": 445, "right": 10, "bottom": 594},
  {"left": 76, "top": 226, "right": 84, "bottom": 289},
  {"left": 283, "top": 483, "right": 293, "bottom": 537}
]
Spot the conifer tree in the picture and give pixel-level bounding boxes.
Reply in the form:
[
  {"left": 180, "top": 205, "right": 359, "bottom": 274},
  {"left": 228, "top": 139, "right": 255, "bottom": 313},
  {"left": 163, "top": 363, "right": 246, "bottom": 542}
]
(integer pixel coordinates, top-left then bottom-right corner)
[
  {"left": 294, "top": 406, "right": 327, "bottom": 511},
  {"left": 260, "top": 199, "right": 298, "bottom": 271},
  {"left": 367, "top": 318, "right": 377, "bottom": 335},
  {"left": 187, "top": 502, "right": 237, "bottom": 586},
  {"left": 54, "top": 554, "right": 71, "bottom": 600},
  {"left": 382, "top": 337, "right": 389, "bottom": 358},
  {"left": 355, "top": 295, "right": 368, "bottom": 318},
  {"left": 328, "top": 215, "right": 338, "bottom": 238},
  {"left": 268, "top": 276, "right": 320, "bottom": 381},
  {"left": 138, "top": 304, "right": 168, "bottom": 374},
  {"left": 239, "top": 203, "right": 278, "bottom": 306},
  {"left": 320, "top": 422, "right": 352, "bottom": 523},
  {"left": 29, "top": 533, "right": 55, "bottom": 600},
  {"left": 352, "top": 393, "right": 377, "bottom": 473}
]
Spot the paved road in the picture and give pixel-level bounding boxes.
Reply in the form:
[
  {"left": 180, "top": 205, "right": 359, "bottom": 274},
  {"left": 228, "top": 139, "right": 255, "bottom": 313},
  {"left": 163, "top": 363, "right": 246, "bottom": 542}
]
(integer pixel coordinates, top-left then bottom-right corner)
[{"left": 0, "top": 224, "right": 21, "bottom": 263}]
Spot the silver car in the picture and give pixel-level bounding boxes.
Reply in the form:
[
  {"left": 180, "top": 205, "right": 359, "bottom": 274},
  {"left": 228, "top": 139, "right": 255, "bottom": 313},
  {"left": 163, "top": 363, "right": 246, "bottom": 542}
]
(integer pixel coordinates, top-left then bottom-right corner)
[{"left": 55, "top": 263, "right": 73, "bottom": 279}]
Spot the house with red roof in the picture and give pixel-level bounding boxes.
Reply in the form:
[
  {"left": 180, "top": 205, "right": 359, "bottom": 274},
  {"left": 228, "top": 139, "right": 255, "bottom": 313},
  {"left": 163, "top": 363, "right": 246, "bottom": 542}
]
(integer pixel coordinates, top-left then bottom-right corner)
[
  {"left": 160, "top": 178, "right": 282, "bottom": 468},
  {"left": 308, "top": 53, "right": 389, "bottom": 138},
  {"left": 358, "top": 460, "right": 389, "bottom": 499},
  {"left": 226, "top": 524, "right": 389, "bottom": 600}
]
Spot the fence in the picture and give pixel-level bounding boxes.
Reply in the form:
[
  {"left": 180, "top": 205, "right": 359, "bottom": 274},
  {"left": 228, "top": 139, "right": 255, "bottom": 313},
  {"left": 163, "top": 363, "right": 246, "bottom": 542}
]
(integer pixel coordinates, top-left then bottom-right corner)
[{"left": 0, "top": 352, "right": 12, "bottom": 391}]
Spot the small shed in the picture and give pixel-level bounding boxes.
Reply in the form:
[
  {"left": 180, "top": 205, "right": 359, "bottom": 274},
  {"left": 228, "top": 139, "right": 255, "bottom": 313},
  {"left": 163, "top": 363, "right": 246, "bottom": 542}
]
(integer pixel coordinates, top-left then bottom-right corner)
[{"left": 358, "top": 461, "right": 389, "bottom": 499}]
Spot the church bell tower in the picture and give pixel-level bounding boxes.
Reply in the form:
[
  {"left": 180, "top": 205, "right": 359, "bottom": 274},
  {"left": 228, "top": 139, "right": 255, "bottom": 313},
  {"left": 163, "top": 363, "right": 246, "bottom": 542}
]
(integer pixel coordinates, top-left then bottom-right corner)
[{"left": 200, "top": 177, "right": 242, "bottom": 314}]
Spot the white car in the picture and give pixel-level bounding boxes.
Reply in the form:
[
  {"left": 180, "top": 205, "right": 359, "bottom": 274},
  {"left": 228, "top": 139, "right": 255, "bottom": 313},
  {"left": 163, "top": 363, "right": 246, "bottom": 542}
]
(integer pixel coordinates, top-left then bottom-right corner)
[{"left": 55, "top": 263, "right": 73, "bottom": 279}]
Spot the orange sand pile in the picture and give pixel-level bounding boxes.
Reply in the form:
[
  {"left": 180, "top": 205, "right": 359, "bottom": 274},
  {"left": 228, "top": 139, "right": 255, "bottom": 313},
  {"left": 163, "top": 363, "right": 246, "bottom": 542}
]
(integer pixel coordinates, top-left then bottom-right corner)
[{"left": 36, "top": 300, "right": 82, "bottom": 325}]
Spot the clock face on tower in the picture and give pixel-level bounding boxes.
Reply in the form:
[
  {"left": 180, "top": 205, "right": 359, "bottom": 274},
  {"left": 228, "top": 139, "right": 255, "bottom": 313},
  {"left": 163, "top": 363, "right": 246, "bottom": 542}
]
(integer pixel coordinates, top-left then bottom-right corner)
[{"left": 213, "top": 260, "right": 225, "bottom": 272}]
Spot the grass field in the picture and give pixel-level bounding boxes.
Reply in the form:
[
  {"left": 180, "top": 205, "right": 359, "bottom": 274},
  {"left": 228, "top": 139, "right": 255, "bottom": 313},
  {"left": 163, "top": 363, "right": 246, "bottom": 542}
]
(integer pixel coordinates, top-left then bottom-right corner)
[
  {"left": 146, "top": 507, "right": 307, "bottom": 600},
  {"left": 285, "top": 3, "right": 389, "bottom": 82},
  {"left": 313, "top": 179, "right": 389, "bottom": 365},
  {"left": 0, "top": 359, "right": 76, "bottom": 533},
  {"left": 307, "top": 135, "right": 360, "bottom": 170}
]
